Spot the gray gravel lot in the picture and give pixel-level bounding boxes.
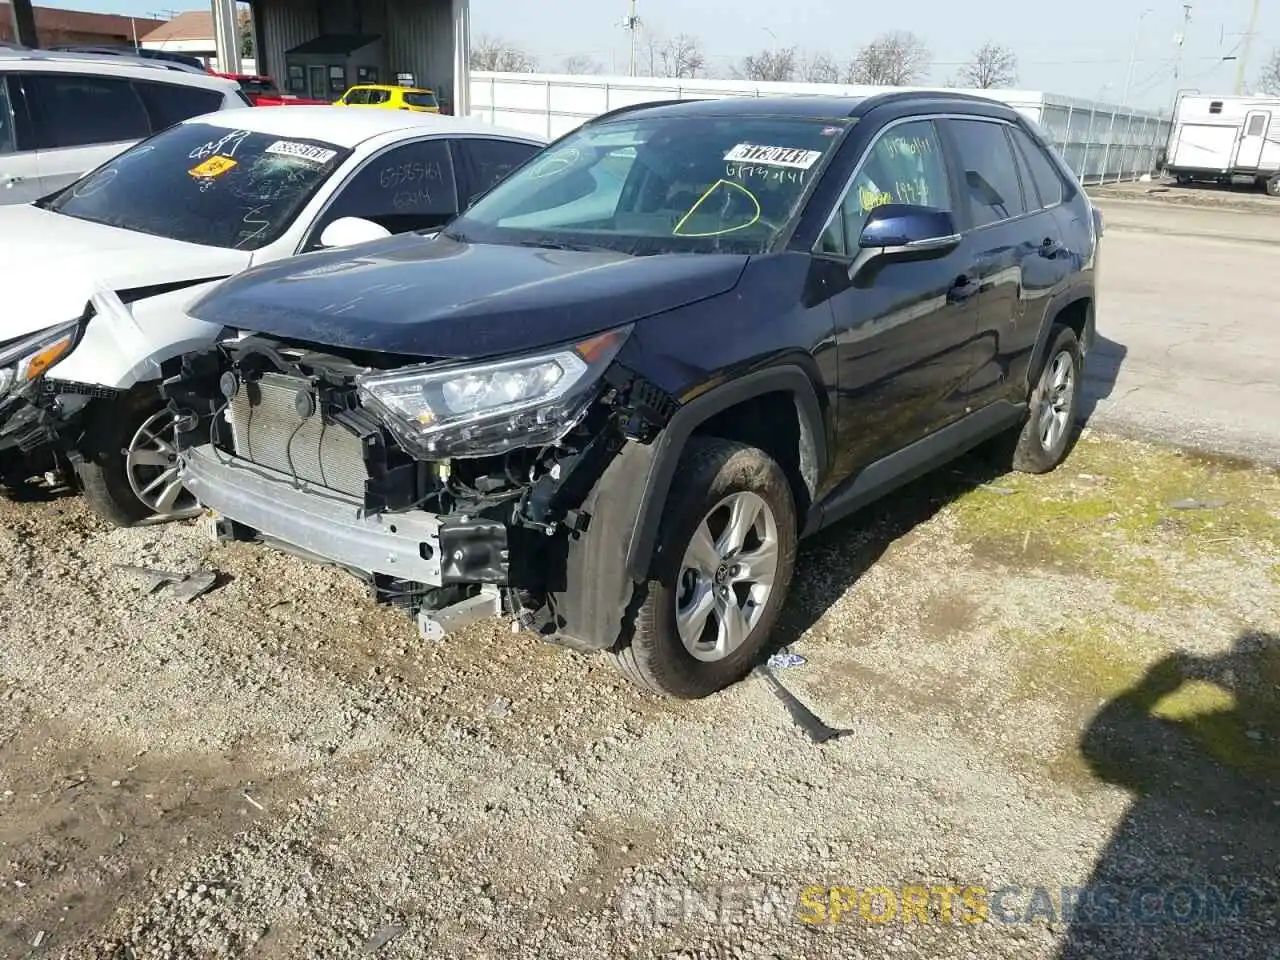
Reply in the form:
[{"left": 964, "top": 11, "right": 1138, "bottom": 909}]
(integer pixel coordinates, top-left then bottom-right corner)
[{"left": 2, "top": 193, "right": 1279, "bottom": 960}]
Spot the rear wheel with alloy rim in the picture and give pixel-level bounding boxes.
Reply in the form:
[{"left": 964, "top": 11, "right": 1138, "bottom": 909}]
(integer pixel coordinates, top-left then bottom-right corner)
[
  {"left": 77, "top": 390, "right": 201, "bottom": 527},
  {"left": 610, "top": 437, "right": 797, "bottom": 698},
  {"left": 1008, "top": 325, "right": 1083, "bottom": 474}
]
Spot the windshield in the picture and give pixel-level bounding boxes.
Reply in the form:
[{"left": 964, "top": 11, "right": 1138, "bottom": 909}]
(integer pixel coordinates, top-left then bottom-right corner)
[
  {"left": 43, "top": 122, "right": 350, "bottom": 251},
  {"left": 450, "top": 115, "right": 848, "bottom": 254}
]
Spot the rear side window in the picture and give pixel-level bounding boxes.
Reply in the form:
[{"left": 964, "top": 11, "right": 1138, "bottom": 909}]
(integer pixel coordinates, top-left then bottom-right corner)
[
  {"left": 134, "top": 81, "right": 225, "bottom": 132},
  {"left": 0, "top": 77, "right": 15, "bottom": 154},
  {"left": 1009, "top": 126, "right": 1064, "bottom": 208},
  {"left": 944, "top": 118, "right": 1028, "bottom": 227},
  {"left": 457, "top": 137, "right": 541, "bottom": 205},
  {"left": 26, "top": 73, "right": 151, "bottom": 149},
  {"left": 403, "top": 91, "right": 438, "bottom": 109}
]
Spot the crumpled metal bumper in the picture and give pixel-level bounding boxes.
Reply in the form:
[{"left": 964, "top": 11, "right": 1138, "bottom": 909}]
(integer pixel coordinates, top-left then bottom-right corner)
[{"left": 181, "top": 442, "right": 444, "bottom": 584}]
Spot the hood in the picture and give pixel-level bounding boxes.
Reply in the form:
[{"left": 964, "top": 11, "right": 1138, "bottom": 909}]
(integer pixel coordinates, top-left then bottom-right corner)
[
  {"left": 0, "top": 204, "right": 251, "bottom": 343},
  {"left": 186, "top": 232, "right": 750, "bottom": 359}
]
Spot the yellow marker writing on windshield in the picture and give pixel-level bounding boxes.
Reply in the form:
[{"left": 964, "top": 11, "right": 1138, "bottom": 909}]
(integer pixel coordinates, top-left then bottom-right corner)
[
  {"left": 673, "top": 179, "right": 761, "bottom": 238},
  {"left": 189, "top": 155, "right": 238, "bottom": 179}
]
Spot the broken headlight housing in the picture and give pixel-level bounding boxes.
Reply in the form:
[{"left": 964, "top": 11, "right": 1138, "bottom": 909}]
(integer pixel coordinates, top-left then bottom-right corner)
[
  {"left": 0, "top": 320, "right": 81, "bottom": 402},
  {"left": 357, "top": 325, "right": 631, "bottom": 459}
]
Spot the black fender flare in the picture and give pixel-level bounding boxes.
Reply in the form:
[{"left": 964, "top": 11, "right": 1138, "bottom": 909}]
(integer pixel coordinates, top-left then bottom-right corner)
[
  {"left": 623, "top": 364, "right": 828, "bottom": 582},
  {"left": 1026, "top": 286, "right": 1095, "bottom": 393}
]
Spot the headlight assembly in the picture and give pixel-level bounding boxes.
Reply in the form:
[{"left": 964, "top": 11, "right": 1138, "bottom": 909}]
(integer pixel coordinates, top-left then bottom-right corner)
[
  {"left": 357, "top": 325, "right": 632, "bottom": 458},
  {"left": 0, "top": 320, "right": 81, "bottom": 401}
]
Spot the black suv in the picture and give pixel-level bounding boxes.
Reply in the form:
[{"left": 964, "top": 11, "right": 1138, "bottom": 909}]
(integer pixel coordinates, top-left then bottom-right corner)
[{"left": 164, "top": 92, "right": 1100, "bottom": 698}]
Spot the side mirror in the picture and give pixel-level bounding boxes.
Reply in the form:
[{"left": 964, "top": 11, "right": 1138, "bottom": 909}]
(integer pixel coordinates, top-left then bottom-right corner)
[
  {"left": 318, "top": 216, "right": 392, "bottom": 249},
  {"left": 859, "top": 203, "right": 959, "bottom": 252}
]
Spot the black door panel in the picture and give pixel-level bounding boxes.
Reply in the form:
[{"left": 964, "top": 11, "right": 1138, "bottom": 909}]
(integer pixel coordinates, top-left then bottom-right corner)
[
  {"left": 942, "top": 117, "right": 1071, "bottom": 407},
  {"left": 817, "top": 118, "right": 983, "bottom": 487}
]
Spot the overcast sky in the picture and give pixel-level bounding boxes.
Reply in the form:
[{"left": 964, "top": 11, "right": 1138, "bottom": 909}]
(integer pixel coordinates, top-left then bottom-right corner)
[{"left": 56, "top": 0, "right": 1280, "bottom": 108}]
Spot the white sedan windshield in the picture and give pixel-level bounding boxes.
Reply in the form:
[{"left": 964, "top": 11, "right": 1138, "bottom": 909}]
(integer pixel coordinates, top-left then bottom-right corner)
[{"left": 44, "top": 123, "right": 350, "bottom": 251}]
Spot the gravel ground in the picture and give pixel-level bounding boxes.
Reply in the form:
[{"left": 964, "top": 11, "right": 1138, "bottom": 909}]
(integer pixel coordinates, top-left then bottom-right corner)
[
  {"left": 1, "top": 432, "right": 1277, "bottom": 959},
  {"left": 1086, "top": 177, "right": 1279, "bottom": 213}
]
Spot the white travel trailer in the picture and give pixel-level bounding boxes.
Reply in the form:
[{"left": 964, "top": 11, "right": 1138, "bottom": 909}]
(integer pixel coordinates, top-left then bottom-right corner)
[{"left": 1164, "top": 94, "right": 1280, "bottom": 194}]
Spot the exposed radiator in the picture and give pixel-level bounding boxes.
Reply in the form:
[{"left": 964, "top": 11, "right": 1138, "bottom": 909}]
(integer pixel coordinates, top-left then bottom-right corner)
[{"left": 225, "top": 372, "right": 368, "bottom": 498}]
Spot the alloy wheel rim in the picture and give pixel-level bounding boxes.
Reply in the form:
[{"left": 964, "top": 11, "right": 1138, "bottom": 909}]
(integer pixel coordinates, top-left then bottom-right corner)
[
  {"left": 675, "top": 491, "right": 780, "bottom": 663},
  {"left": 125, "top": 411, "right": 200, "bottom": 519},
  {"left": 1038, "top": 351, "right": 1075, "bottom": 453}
]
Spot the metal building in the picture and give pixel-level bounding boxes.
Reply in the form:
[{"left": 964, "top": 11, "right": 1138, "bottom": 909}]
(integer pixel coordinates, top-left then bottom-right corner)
[
  {"left": 246, "top": 0, "right": 469, "bottom": 113},
  {"left": 7, "top": 0, "right": 471, "bottom": 115}
]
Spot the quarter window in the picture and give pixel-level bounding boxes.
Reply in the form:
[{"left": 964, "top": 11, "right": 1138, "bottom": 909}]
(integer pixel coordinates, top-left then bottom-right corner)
[
  {"left": 133, "top": 81, "right": 225, "bottom": 132},
  {"left": 1009, "top": 126, "right": 1064, "bottom": 208},
  {"left": 945, "top": 119, "right": 1028, "bottom": 227},
  {"left": 456, "top": 137, "right": 542, "bottom": 206},
  {"left": 26, "top": 73, "right": 151, "bottom": 149},
  {"left": 308, "top": 138, "right": 458, "bottom": 247},
  {"left": 819, "top": 119, "right": 952, "bottom": 256}
]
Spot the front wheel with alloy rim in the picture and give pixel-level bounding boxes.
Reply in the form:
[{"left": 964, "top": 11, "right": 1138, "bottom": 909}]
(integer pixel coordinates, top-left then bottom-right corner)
[
  {"left": 1008, "top": 324, "right": 1083, "bottom": 474},
  {"left": 610, "top": 437, "right": 798, "bottom": 699},
  {"left": 76, "top": 390, "right": 201, "bottom": 527}
]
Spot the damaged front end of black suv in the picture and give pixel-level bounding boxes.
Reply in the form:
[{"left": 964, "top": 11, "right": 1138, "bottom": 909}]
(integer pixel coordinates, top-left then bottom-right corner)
[{"left": 162, "top": 324, "right": 678, "bottom": 645}]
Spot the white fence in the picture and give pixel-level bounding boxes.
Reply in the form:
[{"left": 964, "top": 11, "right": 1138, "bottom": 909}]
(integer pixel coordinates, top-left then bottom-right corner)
[{"left": 469, "top": 72, "right": 1171, "bottom": 185}]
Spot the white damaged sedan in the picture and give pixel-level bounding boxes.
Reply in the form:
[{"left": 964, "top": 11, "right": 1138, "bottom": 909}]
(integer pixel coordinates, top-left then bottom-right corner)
[{"left": 0, "top": 105, "right": 544, "bottom": 524}]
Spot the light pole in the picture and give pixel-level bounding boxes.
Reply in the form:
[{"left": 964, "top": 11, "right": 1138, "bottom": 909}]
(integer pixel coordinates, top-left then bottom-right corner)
[
  {"left": 623, "top": 0, "right": 639, "bottom": 78},
  {"left": 1121, "top": 7, "right": 1153, "bottom": 104},
  {"left": 1234, "top": 0, "right": 1261, "bottom": 94}
]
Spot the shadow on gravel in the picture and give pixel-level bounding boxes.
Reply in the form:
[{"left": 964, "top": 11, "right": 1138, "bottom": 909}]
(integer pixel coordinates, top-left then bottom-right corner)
[
  {"left": 1078, "top": 334, "right": 1127, "bottom": 425},
  {"left": 766, "top": 433, "right": 1055, "bottom": 654},
  {"left": 1061, "top": 631, "right": 1280, "bottom": 960}
]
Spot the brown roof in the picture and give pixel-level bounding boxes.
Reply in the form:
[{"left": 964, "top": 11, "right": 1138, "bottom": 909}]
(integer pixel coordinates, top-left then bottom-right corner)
[
  {"left": 139, "top": 9, "right": 213, "bottom": 43},
  {"left": 0, "top": 2, "right": 166, "bottom": 39}
]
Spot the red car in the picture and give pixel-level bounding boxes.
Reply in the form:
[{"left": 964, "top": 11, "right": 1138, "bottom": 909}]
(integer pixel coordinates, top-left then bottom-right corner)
[{"left": 210, "top": 72, "right": 329, "bottom": 107}]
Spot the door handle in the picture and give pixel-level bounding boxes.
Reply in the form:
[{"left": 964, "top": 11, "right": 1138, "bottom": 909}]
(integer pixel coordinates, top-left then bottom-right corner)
[
  {"left": 948, "top": 274, "right": 980, "bottom": 304},
  {"left": 0, "top": 175, "right": 22, "bottom": 188}
]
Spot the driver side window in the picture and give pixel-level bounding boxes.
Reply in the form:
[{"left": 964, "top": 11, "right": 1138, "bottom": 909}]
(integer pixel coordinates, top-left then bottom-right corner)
[
  {"left": 304, "top": 138, "right": 458, "bottom": 250},
  {"left": 819, "top": 120, "right": 951, "bottom": 256}
]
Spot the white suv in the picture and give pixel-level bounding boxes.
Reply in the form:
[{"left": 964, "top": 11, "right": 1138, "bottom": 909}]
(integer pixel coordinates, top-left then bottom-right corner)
[{"left": 0, "top": 48, "right": 245, "bottom": 205}]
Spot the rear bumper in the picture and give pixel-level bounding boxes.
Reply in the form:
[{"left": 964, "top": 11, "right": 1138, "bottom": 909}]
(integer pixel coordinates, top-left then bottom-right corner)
[{"left": 182, "top": 443, "right": 444, "bottom": 584}]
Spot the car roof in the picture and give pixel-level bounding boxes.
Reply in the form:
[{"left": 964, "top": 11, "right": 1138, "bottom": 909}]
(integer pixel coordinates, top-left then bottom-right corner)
[
  {"left": 597, "top": 90, "right": 1014, "bottom": 124},
  {"left": 180, "top": 105, "right": 545, "bottom": 147},
  {"left": 0, "top": 47, "right": 238, "bottom": 92}
]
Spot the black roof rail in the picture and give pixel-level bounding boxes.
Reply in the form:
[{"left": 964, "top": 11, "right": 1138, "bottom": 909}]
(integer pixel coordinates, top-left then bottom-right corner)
[
  {"left": 857, "top": 88, "right": 1009, "bottom": 112},
  {"left": 588, "top": 98, "right": 694, "bottom": 124}
]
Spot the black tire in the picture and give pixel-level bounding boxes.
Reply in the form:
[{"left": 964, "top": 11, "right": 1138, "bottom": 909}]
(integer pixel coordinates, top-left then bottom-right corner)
[
  {"left": 609, "top": 437, "right": 798, "bottom": 699},
  {"left": 75, "top": 388, "right": 185, "bottom": 527},
  {"left": 1008, "top": 325, "right": 1083, "bottom": 475},
  {"left": 1267, "top": 176, "right": 1280, "bottom": 198}
]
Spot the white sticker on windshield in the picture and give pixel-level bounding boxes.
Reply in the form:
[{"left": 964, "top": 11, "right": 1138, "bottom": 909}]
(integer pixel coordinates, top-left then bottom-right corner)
[
  {"left": 723, "top": 143, "right": 823, "bottom": 170},
  {"left": 264, "top": 140, "right": 338, "bottom": 165}
]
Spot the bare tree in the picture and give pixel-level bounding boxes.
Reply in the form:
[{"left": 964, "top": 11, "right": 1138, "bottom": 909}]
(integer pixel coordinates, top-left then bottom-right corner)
[
  {"left": 660, "top": 33, "right": 706, "bottom": 78},
  {"left": 642, "top": 32, "right": 705, "bottom": 78},
  {"left": 561, "top": 54, "right": 601, "bottom": 75},
  {"left": 471, "top": 35, "right": 538, "bottom": 73},
  {"left": 737, "top": 46, "right": 797, "bottom": 82},
  {"left": 799, "top": 52, "right": 842, "bottom": 85},
  {"left": 959, "top": 41, "right": 1018, "bottom": 89},
  {"left": 845, "top": 31, "right": 931, "bottom": 86},
  {"left": 1260, "top": 46, "right": 1280, "bottom": 96}
]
